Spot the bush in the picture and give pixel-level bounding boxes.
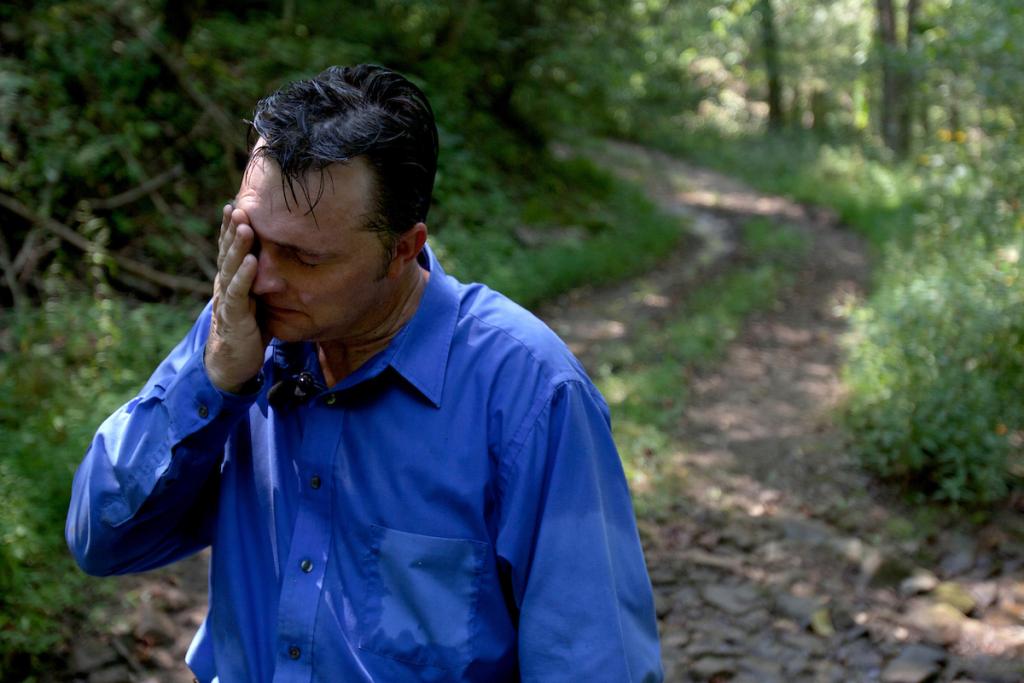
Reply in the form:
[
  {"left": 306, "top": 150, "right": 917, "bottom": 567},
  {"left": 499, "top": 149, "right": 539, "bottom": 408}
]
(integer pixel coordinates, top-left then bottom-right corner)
[
  {"left": 0, "top": 296, "right": 195, "bottom": 672},
  {"left": 629, "top": 122, "right": 923, "bottom": 249},
  {"left": 842, "top": 138, "right": 1024, "bottom": 506}
]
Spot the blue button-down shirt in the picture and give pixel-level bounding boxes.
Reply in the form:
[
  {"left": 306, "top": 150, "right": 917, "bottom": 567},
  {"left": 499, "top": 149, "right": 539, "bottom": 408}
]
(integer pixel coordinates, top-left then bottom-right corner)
[{"left": 66, "top": 245, "right": 663, "bottom": 682}]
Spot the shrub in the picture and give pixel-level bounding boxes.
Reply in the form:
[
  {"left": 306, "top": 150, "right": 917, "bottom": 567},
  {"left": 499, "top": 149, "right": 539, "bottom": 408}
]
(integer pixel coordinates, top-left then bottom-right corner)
[
  {"left": 0, "top": 296, "right": 195, "bottom": 671},
  {"left": 842, "top": 139, "right": 1024, "bottom": 506}
]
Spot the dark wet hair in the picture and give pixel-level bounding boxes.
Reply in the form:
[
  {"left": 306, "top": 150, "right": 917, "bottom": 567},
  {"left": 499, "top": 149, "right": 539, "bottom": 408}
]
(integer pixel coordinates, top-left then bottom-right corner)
[{"left": 249, "top": 64, "right": 438, "bottom": 247}]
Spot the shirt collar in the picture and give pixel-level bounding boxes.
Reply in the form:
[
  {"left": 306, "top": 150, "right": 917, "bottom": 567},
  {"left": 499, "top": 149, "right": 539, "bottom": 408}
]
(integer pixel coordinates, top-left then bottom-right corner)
[
  {"left": 384, "top": 242, "right": 460, "bottom": 408},
  {"left": 267, "top": 243, "right": 458, "bottom": 407}
]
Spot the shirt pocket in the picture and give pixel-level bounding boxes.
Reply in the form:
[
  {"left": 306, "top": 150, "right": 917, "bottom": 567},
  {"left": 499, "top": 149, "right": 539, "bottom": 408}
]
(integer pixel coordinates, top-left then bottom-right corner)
[{"left": 359, "top": 524, "right": 488, "bottom": 671}]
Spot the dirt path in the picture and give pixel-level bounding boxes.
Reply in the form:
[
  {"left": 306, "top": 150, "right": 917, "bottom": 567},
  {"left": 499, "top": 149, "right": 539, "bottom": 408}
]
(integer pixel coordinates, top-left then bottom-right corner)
[
  {"left": 542, "top": 141, "right": 1024, "bottom": 683},
  {"left": 66, "top": 142, "right": 1024, "bottom": 683}
]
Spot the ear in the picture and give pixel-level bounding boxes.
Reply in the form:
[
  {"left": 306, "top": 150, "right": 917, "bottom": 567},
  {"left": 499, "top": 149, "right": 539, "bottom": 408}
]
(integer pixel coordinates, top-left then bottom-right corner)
[{"left": 386, "top": 222, "right": 428, "bottom": 279}]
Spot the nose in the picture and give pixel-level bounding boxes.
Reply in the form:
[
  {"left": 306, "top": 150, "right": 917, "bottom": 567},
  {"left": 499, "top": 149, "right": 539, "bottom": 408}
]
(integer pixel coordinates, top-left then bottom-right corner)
[{"left": 251, "top": 247, "right": 285, "bottom": 296}]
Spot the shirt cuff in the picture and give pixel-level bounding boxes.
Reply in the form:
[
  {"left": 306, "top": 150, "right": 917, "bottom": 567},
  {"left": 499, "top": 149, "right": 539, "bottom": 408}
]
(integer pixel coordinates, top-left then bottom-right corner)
[{"left": 164, "top": 346, "right": 263, "bottom": 447}]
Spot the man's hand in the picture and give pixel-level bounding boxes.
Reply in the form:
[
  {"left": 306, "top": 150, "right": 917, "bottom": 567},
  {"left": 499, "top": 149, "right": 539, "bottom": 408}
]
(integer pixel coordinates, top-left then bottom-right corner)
[{"left": 205, "top": 204, "right": 267, "bottom": 393}]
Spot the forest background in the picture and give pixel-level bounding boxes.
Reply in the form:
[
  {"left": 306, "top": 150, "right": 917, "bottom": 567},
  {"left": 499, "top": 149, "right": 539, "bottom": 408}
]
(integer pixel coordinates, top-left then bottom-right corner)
[{"left": 0, "top": 0, "right": 1021, "bottom": 675}]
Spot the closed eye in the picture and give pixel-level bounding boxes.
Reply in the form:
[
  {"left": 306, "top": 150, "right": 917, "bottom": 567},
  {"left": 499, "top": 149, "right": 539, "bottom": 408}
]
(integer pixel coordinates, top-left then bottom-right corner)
[{"left": 291, "top": 251, "right": 320, "bottom": 268}]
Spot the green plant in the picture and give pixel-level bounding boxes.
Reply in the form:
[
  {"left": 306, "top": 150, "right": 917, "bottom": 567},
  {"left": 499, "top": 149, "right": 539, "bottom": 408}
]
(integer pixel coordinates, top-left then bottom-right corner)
[
  {"left": 842, "top": 137, "right": 1024, "bottom": 505},
  {"left": 0, "top": 296, "right": 195, "bottom": 672},
  {"left": 596, "top": 222, "right": 807, "bottom": 516}
]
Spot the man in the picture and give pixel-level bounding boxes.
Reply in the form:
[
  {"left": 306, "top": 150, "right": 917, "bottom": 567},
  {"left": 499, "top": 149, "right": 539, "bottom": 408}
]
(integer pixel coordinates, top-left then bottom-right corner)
[{"left": 66, "top": 64, "right": 662, "bottom": 682}]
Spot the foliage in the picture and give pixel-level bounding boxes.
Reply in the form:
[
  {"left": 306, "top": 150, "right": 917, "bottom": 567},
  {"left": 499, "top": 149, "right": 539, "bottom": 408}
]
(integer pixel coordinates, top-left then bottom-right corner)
[
  {"left": 0, "top": 0, "right": 653, "bottom": 305},
  {"left": 0, "top": 296, "right": 195, "bottom": 673},
  {"left": 2, "top": 0, "right": 1024, "bottom": 672},
  {"left": 633, "top": 123, "right": 923, "bottom": 250},
  {"left": 842, "top": 134, "right": 1024, "bottom": 506},
  {"left": 435, "top": 155, "right": 685, "bottom": 308}
]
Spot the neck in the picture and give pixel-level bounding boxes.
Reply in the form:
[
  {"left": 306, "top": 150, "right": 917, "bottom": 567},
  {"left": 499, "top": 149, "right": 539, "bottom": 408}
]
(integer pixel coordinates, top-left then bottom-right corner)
[{"left": 316, "top": 265, "right": 429, "bottom": 387}]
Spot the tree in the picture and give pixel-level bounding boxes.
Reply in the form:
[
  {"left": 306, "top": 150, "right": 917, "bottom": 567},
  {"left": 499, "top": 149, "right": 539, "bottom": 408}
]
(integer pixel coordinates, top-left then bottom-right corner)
[
  {"left": 875, "top": 0, "right": 922, "bottom": 156},
  {"left": 759, "top": 0, "right": 784, "bottom": 129}
]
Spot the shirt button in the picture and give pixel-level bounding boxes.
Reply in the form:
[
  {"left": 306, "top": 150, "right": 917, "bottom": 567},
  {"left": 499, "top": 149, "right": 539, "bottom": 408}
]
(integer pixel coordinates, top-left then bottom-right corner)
[
  {"left": 310, "top": 475, "right": 322, "bottom": 490},
  {"left": 197, "top": 404, "right": 209, "bottom": 418},
  {"left": 300, "top": 558, "right": 313, "bottom": 573},
  {"left": 324, "top": 394, "right": 337, "bottom": 406},
  {"left": 288, "top": 645, "right": 301, "bottom": 659}
]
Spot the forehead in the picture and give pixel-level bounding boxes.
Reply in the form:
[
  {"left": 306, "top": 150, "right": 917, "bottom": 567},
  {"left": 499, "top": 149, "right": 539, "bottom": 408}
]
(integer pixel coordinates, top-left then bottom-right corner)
[{"left": 236, "top": 152, "right": 376, "bottom": 238}]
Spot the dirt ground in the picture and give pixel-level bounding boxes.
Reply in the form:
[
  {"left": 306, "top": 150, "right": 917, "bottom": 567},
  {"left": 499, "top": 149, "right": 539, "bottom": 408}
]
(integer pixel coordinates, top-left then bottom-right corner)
[{"left": 65, "top": 141, "right": 1024, "bottom": 683}]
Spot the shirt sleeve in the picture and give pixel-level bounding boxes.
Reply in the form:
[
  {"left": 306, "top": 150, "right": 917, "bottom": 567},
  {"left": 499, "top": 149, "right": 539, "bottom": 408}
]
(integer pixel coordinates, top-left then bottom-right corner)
[
  {"left": 65, "top": 301, "right": 261, "bottom": 576},
  {"left": 495, "top": 379, "right": 663, "bottom": 682}
]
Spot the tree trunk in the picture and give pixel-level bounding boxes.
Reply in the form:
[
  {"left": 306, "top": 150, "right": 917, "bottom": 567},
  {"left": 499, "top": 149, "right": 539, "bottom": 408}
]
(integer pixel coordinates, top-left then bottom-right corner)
[
  {"left": 760, "top": 0, "right": 784, "bottom": 129},
  {"left": 876, "top": 0, "right": 898, "bottom": 152},
  {"left": 896, "top": 0, "right": 922, "bottom": 156},
  {"left": 948, "top": 77, "right": 961, "bottom": 133}
]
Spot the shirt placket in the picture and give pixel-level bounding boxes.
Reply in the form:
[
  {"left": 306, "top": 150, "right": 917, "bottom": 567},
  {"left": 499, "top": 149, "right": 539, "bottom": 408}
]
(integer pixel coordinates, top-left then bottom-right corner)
[{"left": 273, "top": 392, "right": 340, "bottom": 681}]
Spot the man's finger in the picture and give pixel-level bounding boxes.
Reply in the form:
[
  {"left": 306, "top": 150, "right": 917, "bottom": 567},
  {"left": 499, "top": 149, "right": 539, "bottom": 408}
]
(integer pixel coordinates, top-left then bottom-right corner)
[
  {"left": 217, "top": 203, "right": 233, "bottom": 269},
  {"left": 223, "top": 253, "right": 258, "bottom": 318},
  {"left": 218, "top": 224, "right": 252, "bottom": 300},
  {"left": 223, "top": 224, "right": 253, "bottom": 278}
]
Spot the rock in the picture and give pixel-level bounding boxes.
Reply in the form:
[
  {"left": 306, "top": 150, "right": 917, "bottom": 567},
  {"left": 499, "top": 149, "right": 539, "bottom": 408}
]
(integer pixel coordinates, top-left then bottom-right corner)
[
  {"left": 701, "top": 584, "right": 761, "bottom": 615},
  {"left": 661, "top": 656, "right": 685, "bottom": 682},
  {"left": 783, "top": 650, "right": 810, "bottom": 677},
  {"left": 781, "top": 518, "right": 831, "bottom": 544},
  {"left": 661, "top": 630, "right": 690, "bottom": 651},
  {"left": 780, "top": 631, "right": 828, "bottom": 655},
  {"left": 960, "top": 617, "right": 1024, "bottom": 656},
  {"left": 671, "top": 586, "right": 701, "bottom": 612},
  {"left": 691, "top": 656, "right": 736, "bottom": 680},
  {"left": 830, "top": 536, "right": 883, "bottom": 575},
  {"left": 900, "top": 569, "right": 940, "bottom": 597},
  {"left": 685, "top": 637, "right": 741, "bottom": 659},
  {"left": 939, "top": 546, "right": 975, "bottom": 578},
  {"left": 736, "top": 607, "right": 772, "bottom": 631},
  {"left": 736, "top": 656, "right": 784, "bottom": 683},
  {"left": 70, "top": 638, "right": 118, "bottom": 673},
  {"left": 967, "top": 581, "right": 999, "bottom": 610},
  {"left": 839, "top": 639, "right": 884, "bottom": 671},
  {"left": 150, "top": 584, "right": 191, "bottom": 612},
  {"left": 957, "top": 654, "right": 1024, "bottom": 683},
  {"left": 933, "top": 581, "right": 977, "bottom": 614},
  {"left": 145, "top": 645, "right": 179, "bottom": 669},
  {"left": 721, "top": 524, "right": 759, "bottom": 550},
  {"left": 758, "top": 540, "right": 787, "bottom": 563},
  {"left": 648, "top": 565, "right": 678, "bottom": 586},
  {"left": 870, "top": 555, "right": 917, "bottom": 588},
  {"left": 879, "top": 644, "right": 946, "bottom": 683},
  {"left": 88, "top": 666, "right": 133, "bottom": 683},
  {"left": 654, "top": 589, "right": 674, "bottom": 619},
  {"left": 132, "top": 603, "right": 177, "bottom": 646},
  {"left": 774, "top": 592, "right": 822, "bottom": 626},
  {"left": 812, "top": 661, "right": 847, "bottom": 683},
  {"left": 904, "top": 599, "right": 967, "bottom": 644},
  {"left": 829, "top": 605, "right": 857, "bottom": 632}
]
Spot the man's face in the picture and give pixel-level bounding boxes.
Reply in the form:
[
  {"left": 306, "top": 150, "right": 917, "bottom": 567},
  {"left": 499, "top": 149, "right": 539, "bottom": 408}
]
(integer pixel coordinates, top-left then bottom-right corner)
[{"left": 235, "top": 149, "right": 398, "bottom": 344}]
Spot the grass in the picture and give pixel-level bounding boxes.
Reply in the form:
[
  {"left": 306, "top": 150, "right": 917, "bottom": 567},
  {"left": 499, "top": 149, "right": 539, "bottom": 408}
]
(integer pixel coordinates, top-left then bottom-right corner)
[
  {"left": 433, "top": 154, "right": 687, "bottom": 308},
  {"left": 0, "top": 296, "right": 196, "bottom": 675},
  {"left": 595, "top": 218, "right": 810, "bottom": 517},
  {"left": 628, "top": 123, "right": 923, "bottom": 251}
]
